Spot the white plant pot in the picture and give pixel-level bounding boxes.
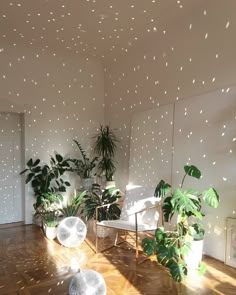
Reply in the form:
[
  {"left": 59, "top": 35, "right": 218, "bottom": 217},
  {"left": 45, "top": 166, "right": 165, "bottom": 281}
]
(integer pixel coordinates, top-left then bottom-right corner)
[
  {"left": 44, "top": 225, "right": 57, "bottom": 240},
  {"left": 93, "top": 221, "right": 113, "bottom": 238},
  {"left": 185, "top": 239, "right": 204, "bottom": 269},
  {"left": 105, "top": 181, "right": 116, "bottom": 189}
]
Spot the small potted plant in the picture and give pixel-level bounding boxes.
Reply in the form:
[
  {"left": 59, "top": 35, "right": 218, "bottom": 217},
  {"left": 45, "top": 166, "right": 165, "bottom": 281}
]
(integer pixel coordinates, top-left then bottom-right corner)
[
  {"left": 75, "top": 185, "right": 121, "bottom": 237},
  {"left": 41, "top": 211, "right": 59, "bottom": 240},
  {"left": 94, "top": 124, "right": 119, "bottom": 188},
  {"left": 70, "top": 140, "right": 98, "bottom": 190},
  {"left": 142, "top": 165, "right": 220, "bottom": 282}
]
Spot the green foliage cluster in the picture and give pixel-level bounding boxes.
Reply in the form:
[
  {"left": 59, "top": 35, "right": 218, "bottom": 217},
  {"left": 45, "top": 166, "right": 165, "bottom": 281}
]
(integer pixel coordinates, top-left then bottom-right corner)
[
  {"left": 41, "top": 211, "right": 58, "bottom": 227},
  {"left": 75, "top": 185, "right": 121, "bottom": 222},
  {"left": 20, "top": 154, "right": 71, "bottom": 213},
  {"left": 142, "top": 165, "right": 220, "bottom": 282},
  {"left": 69, "top": 140, "right": 98, "bottom": 179},
  {"left": 94, "top": 125, "right": 118, "bottom": 181},
  {"left": 59, "top": 201, "right": 80, "bottom": 217}
]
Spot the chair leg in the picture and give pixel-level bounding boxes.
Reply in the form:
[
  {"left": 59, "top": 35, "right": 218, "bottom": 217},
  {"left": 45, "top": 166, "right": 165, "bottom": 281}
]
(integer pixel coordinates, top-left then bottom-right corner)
[
  {"left": 114, "top": 231, "right": 119, "bottom": 246},
  {"left": 135, "top": 230, "right": 139, "bottom": 258},
  {"left": 95, "top": 223, "right": 98, "bottom": 253}
]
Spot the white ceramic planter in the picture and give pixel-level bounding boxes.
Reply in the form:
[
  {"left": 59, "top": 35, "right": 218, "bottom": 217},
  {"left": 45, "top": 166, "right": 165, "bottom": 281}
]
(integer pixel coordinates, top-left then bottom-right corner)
[
  {"left": 93, "top": 221, "right": 113, "bottom": 238},
  {"left": 105, "top": 181, "right": 116, "bottom": 189},
  {"left": 185, "top": 239, "right": 204, "bottom": 269},
  {"left": 44, "top": 225, "right": 57, "bottom": 240}
]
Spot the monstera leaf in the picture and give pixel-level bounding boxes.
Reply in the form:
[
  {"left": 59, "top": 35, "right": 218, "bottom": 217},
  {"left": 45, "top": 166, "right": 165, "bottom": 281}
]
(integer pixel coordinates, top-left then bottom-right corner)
[
  {"left": 166, "top": 260, "right": 188, "bottom": 283},
  {"left": 202, "top": 187, "right": 219, "bottom": 208},
  {"left": 184, "top": 165, "right": 201, "bottom": 179},
  {"left": 142, "top": 238, "right": 157, "bottom": 257}
]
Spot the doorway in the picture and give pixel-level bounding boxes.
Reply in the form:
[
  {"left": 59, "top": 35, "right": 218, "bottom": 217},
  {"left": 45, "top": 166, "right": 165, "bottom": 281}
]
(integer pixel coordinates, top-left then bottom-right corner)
[{"left": 0, "top": 112, "right": 24, "bottom": 224}]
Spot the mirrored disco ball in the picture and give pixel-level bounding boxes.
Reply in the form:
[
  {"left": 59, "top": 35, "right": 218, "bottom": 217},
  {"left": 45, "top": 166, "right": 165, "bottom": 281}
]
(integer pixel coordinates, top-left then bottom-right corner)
[
  {"left": 69, "top": 270, "right": 106, "bottom": 295},
  {"left": 57, "top": 217, "right": 87, "bottom": 248}
]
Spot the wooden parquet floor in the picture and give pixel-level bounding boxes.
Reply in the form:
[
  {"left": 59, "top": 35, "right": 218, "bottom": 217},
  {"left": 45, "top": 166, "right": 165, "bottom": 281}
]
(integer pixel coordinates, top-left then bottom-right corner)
[{"left": 0, "top": 225, "right": 236, "bottom": 295}]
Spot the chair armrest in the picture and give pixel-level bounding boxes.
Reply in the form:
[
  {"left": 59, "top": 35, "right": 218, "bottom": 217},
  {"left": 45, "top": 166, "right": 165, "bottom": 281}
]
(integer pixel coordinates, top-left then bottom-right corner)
[
  {"left": 134, "top": 203, "right": 161, "bottom": 215},
  {"left": 133, "top": 203, "right": 161, "bottom": 231}
]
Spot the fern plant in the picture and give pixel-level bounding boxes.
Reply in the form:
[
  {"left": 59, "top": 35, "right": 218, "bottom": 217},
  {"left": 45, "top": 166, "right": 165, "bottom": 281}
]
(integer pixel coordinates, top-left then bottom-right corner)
[
  {"left": 142, "top": 165, "right": 220, "bottom": 282},
  {"left": 70, "top": 140, "right": 98, "bottom": 179}
]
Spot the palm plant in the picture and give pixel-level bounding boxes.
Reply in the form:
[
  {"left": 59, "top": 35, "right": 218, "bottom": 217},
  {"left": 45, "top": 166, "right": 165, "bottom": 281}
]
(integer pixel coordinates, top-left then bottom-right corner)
[
  {"left": 142, "top": 165, "right": 220, "bottom": 282},
  {"left": 94, "top": 124, "right": 118, "bottom": 181}
]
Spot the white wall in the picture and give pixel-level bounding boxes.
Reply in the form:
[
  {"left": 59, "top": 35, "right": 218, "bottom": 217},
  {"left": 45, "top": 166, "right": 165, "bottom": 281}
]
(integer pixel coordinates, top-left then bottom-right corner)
[
  {"left": 104, "top": 0, "right": 236, "bottom": 190},
  {"left": 0, "top": 44, "right": 104, "bottom": 223},
  {"left": 104, "top": 1, "right": 236, "bottom": 261}
]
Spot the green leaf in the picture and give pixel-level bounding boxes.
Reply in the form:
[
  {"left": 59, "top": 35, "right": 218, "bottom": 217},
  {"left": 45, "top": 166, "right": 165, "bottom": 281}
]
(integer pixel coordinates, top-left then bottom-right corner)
[
  {"left": 166, "top": 260, "right": 187, "bottom": 282},
  {"left": 64, "top": 181, "right": 70, "bottom": 186},
  {"left": 27, "top": 158, "right": 33, "bottom": 167},
  {"left": 42, "top": 165, "right": 48, "bottom": 176},
  {"left": 25, "top": 173, "right": 34, "bottom": 184},
  {"left": 55, "top": 154, "right": 63, "bottom": 163},
  {"left": 184, "top": 165, "right": 201, "bottom": 179},
  {"left": 32, "top": 159, "right": 40, "bottom": 167},
  {"left": 142, "top": 238, "right": 157, "bottom": 256},
  {"left": 154, "top": 180, "right": 171, "bottom": 198},
  {"left": 197, "top": 262, "right": 207, "bottom": 276},
  {"left": 155, "top": 227, "right": 166, "bottom": 242},
  {"left": 202, "top": 187, "right": 220, "bottom": 208}
]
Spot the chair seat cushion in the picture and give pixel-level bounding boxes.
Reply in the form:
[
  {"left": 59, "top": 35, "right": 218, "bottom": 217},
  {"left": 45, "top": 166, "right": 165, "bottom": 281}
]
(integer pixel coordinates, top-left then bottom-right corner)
[{"left": 97, "top": 219, "right": 157, "bottom": 232}]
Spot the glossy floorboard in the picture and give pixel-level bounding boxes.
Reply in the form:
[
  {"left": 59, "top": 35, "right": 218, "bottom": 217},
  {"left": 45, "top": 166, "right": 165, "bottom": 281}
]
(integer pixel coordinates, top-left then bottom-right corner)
[{"left": 0, "top": 225, "right": 236, "bottom": 295}]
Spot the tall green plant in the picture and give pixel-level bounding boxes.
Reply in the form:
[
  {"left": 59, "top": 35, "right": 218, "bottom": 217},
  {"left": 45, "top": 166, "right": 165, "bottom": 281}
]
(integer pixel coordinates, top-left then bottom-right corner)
[
  {"left": 20, "top": 154, "right": 71, "bottom": 213},
  {"left": 94, "top": 125, "right": 118, "bottom": 181},
  {"left": 70, "top": 140, "right": 98, "bottom": 179},
  {"left": 142, "top": 165, "right": 220, "bottom": 282}
]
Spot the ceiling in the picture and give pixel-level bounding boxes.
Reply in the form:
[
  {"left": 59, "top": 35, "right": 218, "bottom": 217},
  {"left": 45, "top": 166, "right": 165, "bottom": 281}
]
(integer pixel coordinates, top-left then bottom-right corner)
[{"left": 0, "top": 0, "right": 202, "bottom": 61}]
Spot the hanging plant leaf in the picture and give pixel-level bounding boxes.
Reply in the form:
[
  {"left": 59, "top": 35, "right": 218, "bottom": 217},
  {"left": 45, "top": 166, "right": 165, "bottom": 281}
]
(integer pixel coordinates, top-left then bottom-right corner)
[
  {"left": 184, "top": 165, "right": 201, "bottom": 179},
  {"left": 202, "top": 187, "right": 220, "bottom": 208}
]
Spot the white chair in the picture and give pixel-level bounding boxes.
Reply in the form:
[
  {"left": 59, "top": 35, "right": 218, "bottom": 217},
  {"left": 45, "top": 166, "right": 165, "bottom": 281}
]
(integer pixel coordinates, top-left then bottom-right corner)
[{"left": 95, "top": 186, "right": 163, "bottom": 258}]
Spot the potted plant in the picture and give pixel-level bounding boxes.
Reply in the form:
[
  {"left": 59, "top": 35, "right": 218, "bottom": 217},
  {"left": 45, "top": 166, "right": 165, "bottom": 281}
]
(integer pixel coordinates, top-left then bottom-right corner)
[
  {"left": 41, "top": 211, "right": 58, "bottom": 240},
  {"left": 69, "top": 140, "right": 98, "bottom": 190},
  {"left": 75, "top": 185, "right": 121, "bottom": 237},
  {"left": 94, "top": 124, "right": 118, "bottom": 188},
  {"left": 142, "top": 165, "right": 220, "bottom": 282},
  {"left": 20, "top": 154, "right": 71, "bottom": 224},
  {"left": 59, "top": 201, "right": 80, "bottom": 218}
]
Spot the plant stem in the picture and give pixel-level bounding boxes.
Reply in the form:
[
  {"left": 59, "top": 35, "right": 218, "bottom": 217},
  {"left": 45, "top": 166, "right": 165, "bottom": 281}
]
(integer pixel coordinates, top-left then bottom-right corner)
[{"left": 180, "top": 172, "right": 187, "bottom": 189}]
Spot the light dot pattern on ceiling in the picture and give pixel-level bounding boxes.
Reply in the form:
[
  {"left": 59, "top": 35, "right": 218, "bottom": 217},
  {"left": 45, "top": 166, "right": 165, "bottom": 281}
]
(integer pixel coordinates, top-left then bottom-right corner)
[{"left": 0, "top": 0, "right": 201, "bottom": 60}]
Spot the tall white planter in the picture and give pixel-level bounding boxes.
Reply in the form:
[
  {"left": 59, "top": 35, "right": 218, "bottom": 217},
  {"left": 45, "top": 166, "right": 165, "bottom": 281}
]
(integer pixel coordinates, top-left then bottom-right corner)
[
  {"left": 185, "top": 240, "right": 204, "bottom": 269},
  {"left": 43, "top": 224, "right": 57, "bottom": 240},
  {"left": 93, "top": 221, "right": 113, "bottom": 238}
]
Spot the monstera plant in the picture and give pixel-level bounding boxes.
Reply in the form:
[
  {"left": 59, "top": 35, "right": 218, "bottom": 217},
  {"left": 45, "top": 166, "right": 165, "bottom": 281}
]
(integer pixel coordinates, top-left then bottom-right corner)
[{"left": 142, "top": 165, "right": 220, "bottom": 282}]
